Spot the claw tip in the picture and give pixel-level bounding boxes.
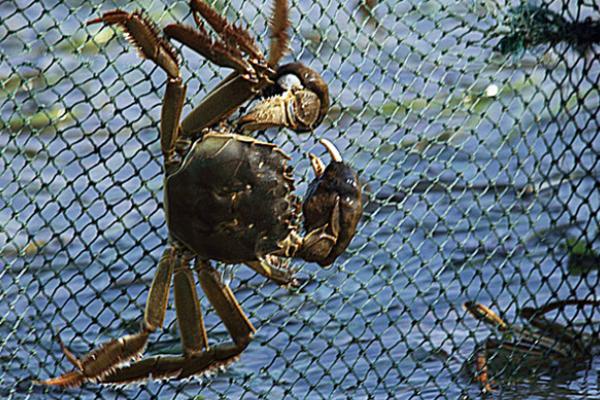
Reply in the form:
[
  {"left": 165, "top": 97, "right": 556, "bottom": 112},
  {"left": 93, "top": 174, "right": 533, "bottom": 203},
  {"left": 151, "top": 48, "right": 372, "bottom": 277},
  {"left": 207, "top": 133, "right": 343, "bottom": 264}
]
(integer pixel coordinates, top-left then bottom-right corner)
[
  {"left": 319, "top": 138, "right": 343, "bottom": 162},
  {"left": 86, "top": 17, "right": 104, "bottom": 26}
]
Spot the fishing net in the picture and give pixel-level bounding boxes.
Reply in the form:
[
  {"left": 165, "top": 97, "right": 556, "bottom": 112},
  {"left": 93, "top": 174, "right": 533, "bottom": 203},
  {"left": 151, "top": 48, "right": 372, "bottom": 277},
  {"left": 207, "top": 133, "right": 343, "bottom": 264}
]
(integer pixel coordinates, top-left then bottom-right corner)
[{"left": 1, "top": 0, "right": 599, "bottom": 398}]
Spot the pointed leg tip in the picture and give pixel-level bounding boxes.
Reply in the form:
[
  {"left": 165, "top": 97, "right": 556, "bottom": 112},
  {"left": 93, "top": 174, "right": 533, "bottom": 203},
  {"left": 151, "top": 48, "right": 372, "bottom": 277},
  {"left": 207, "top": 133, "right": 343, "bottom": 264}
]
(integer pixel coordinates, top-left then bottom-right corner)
[
  {"left": 86, "top": 17, "right": 103, "bottom": 26},
  {"left": 86, "top": 10, "right": 130, "bottom": 26},
  {"left": 34, "top": 371, "right": 85, "bottom": 388}
]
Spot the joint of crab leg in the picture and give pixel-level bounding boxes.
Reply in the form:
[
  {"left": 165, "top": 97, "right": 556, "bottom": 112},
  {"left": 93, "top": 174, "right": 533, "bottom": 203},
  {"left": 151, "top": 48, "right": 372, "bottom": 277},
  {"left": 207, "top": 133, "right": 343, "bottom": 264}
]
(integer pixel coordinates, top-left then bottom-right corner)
[{"left": 88, "top": 10, "right": 180, "bottom": 80}]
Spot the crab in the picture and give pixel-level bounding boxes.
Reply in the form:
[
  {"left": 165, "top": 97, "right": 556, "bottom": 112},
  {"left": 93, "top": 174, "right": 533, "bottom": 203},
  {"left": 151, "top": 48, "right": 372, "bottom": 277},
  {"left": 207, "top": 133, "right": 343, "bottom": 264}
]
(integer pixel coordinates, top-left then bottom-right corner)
[
  {"left": 37, "top": 0, "right": 362, "bottom": 387},
  {"left": 463, "top": 300, "right": 600, "bottom": 393}
]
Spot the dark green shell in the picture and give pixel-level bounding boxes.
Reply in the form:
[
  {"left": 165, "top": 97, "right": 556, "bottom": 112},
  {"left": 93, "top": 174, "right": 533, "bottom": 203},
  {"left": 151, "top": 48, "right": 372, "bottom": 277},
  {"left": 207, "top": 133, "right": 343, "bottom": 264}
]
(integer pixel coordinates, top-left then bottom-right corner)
[{"left": 166, "top": 133, "right": 297, "bottom": 263}]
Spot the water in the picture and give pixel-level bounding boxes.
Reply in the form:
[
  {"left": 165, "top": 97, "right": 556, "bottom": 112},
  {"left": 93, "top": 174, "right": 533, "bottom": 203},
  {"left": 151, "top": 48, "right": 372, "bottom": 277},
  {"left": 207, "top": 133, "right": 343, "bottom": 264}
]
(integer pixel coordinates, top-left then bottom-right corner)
[{"left": 1, "top": 0, "right": 599, "bottom": 398}]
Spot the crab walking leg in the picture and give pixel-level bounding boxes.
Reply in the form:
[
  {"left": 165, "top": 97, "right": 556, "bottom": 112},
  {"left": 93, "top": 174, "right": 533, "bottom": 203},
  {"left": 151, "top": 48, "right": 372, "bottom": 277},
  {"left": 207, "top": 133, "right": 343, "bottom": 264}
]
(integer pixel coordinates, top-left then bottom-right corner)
[
  {"left": 37, "top": 247, "right": 176, "bottom": 387},
  {"left": 163, "top": 24, "right": 254, "bottom": 79},
  {"left": 474, "top": 348, "right": 493, "bottom": 393},
  {"left": 164, "top": 24, "right": 263, "bottom": 136},
  {"left": 196, "top": 260, "right": 256, "bottom": 348},
  {"left": 87, "top": 10, "right": 186, "bottom": 157},
  {"left": 174, "top": 252, "right": 209, "bottom": 354},
  {"left": 161, "top": 78, "right": 186, "bottom": 158},
  {"left": 145, "top": 248, "right": 177, "bottom": 329},
  {"left": 179, "top": 75, "right": 263, "bottom": 137},
  {"left": 164, "top": 21, "right": 275, "bottom": 136},
  {"left": 100, "top": 260, "right": 256, "bottom": 383}
]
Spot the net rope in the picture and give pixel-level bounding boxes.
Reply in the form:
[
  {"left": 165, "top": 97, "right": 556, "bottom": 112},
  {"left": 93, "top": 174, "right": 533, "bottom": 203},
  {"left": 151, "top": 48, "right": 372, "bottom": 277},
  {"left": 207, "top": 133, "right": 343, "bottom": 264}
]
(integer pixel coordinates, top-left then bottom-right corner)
[{"left": 1, "top": 0, "right": 599, "bottom": 398}]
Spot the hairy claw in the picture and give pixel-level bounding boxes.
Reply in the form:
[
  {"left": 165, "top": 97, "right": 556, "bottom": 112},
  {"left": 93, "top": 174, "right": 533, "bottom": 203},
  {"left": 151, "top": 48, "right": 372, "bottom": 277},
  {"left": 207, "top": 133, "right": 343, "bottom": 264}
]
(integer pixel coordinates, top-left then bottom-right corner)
[{"left": 88, "top": 10, "right": 180, "bottom": 79}]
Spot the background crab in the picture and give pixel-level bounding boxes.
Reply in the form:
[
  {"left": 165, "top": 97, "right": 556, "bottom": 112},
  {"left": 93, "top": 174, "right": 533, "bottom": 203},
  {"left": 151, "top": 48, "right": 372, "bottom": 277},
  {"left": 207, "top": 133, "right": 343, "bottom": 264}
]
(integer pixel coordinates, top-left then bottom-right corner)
[
  {"left": 37, "top": 0, "right": 362, "bottom": 387},
  {"left": 464, "top": 300, "right": 600, "bottom": 393}
]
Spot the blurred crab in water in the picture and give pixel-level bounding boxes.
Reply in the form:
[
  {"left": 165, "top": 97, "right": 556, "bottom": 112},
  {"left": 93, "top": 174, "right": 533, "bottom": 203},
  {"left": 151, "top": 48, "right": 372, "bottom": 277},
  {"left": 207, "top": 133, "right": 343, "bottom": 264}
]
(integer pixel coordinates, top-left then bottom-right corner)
[
  {"left": 38, "top": 0, "right": 362, "bottom": 387},
  {"left": 464, "top": 300, "right": 600, "bottom": 393}
]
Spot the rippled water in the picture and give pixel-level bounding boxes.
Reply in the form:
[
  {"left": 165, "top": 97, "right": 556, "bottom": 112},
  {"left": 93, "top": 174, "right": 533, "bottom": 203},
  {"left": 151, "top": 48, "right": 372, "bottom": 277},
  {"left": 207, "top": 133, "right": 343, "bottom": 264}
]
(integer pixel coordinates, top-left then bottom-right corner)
[{"left": 1, "top": 0, "right": 599, "bottom": 399}]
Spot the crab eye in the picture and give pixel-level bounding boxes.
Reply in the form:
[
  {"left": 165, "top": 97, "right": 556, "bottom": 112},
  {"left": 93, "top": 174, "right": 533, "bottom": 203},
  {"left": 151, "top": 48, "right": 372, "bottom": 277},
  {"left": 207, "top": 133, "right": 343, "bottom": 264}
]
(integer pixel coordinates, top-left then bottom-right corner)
[{"left": 277, "top": 74, "right": 302, "bottom": 91}]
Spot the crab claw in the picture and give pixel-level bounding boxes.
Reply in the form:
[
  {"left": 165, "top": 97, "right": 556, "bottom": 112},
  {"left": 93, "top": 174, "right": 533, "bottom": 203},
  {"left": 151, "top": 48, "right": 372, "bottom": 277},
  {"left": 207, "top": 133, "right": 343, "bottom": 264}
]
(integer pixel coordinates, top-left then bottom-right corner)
[
  {"left": 300, "top": 139, "right": 362, "bottom": 267},
  {"left": 238, "top": 63, "right": 329, "bottom": 132},
  {"left": 308, "top": 152, "right": 326, "bottom": 177}
]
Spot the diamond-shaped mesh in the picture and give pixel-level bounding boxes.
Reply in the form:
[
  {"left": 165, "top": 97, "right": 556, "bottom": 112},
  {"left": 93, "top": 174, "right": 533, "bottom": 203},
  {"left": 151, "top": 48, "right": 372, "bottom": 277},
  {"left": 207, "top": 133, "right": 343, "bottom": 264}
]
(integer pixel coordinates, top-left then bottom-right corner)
[{"left": 1, "top": 0, "right": 599, "bottom": 398}]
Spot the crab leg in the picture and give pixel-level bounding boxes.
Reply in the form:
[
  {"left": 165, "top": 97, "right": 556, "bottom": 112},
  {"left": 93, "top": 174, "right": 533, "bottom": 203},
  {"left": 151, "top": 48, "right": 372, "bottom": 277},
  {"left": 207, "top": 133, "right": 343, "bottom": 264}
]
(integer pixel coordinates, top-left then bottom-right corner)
[
  {"left": 36, "top": 247, "right": 176, "bottom": 387},
  {"left": 189, "top": 0, "right": 263, "bottom": 60},
  {"left": 163, "top": 0, "right": 289, "bottom": 136},
  {"left": 161, "top": 80, "right": 186, "bottom": 159},
  {"left": 88, "top": 10, "right": 186, "bottom": 158},
  {"left": 163, "top": 3, "right": 267, "bottom": 136},
  {"left": 474, "top": 347, "right": 493, "bottom": 393},
  {"left": 164, "top": 24, "right": 273, "bottom": 136},
  {"left": 267, "top": 0, "right": 290, "bottom": 66},
  {"left": 174, "top": 252, "right": 209, "bottom": 354},
  {"left": 163, "top": 24, "right": 255, "bottom": 79},
  {"left": 197, "top": 260, "right": 256, "bottom": 344},
  {"left": 179, "top": 74, "right": 266, "bottom": 137},
  {"left": 100, "top": 260, "right": 256, "bottom": 383}
]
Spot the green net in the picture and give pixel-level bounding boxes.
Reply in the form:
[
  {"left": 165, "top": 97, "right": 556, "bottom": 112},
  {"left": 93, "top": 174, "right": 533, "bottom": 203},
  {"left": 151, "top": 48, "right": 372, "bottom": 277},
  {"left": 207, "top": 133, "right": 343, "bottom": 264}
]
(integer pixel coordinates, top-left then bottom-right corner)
[{"left": 1, "top": 0, "right": 599, "bottom": 398}]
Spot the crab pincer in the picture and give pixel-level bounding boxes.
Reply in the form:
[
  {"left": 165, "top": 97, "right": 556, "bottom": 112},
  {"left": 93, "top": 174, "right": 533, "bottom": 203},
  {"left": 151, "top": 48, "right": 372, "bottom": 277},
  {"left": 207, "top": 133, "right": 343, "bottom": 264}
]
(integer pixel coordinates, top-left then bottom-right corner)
[{"left": 301, "top": 139, "right": 363, "bottom": 266}]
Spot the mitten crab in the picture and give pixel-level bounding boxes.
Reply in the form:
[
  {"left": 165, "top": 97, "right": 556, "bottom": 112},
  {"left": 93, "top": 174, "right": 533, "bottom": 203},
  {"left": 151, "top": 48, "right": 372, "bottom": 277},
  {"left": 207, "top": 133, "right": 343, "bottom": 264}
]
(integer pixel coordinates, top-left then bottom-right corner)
[
  {"left": 38, "top": 0, "right": 362, "bottom": 387},
  {"left": 464, "top": 300, "right": 600, "bottom": 393}
]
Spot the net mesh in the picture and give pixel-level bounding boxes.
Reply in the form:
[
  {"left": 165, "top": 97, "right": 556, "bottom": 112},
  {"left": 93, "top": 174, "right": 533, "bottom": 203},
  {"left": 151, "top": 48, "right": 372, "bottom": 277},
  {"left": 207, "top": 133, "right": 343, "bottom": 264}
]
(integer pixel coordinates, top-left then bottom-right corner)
[{"left": 1, "top": 0, "right": 599, "bottom": 398}]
